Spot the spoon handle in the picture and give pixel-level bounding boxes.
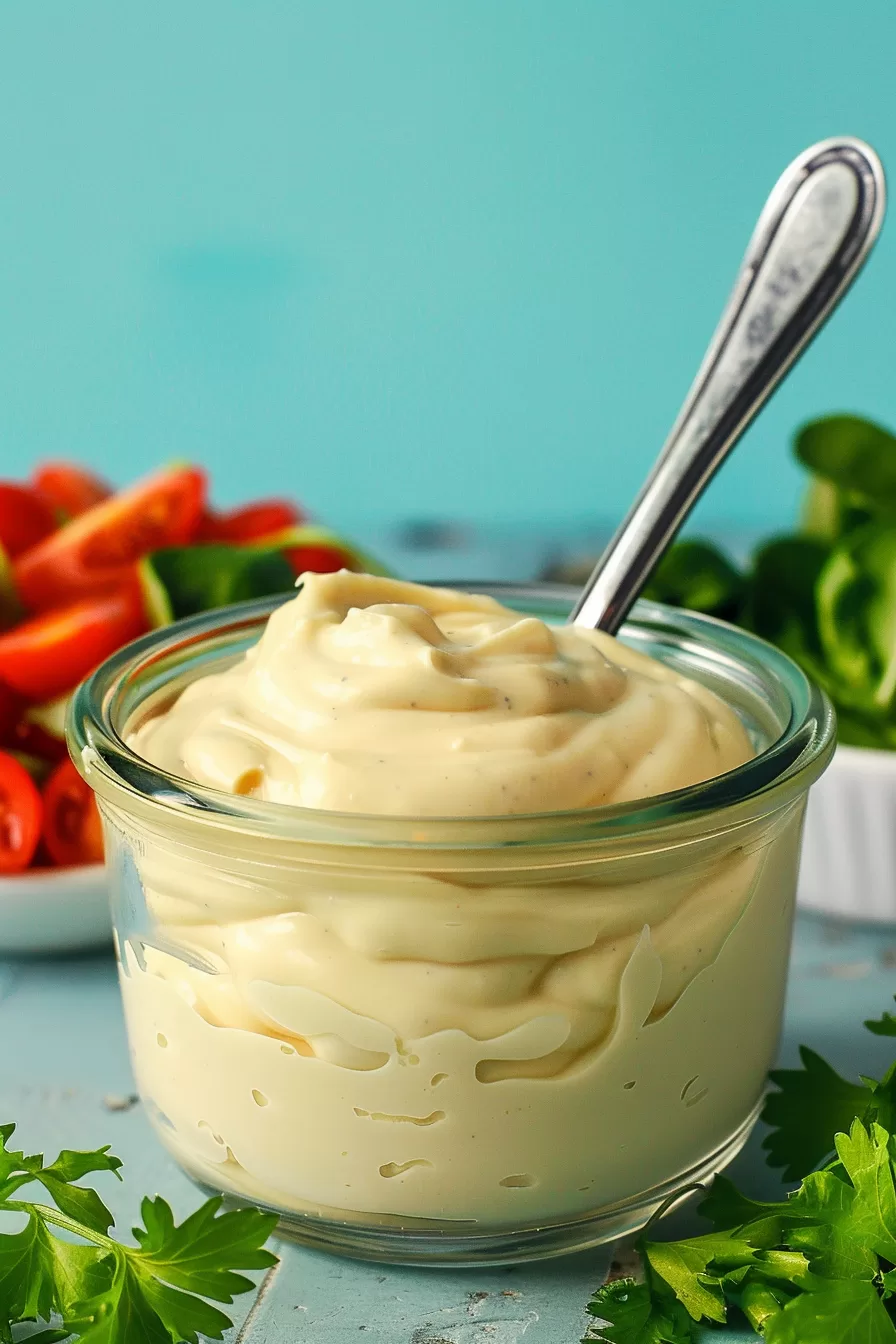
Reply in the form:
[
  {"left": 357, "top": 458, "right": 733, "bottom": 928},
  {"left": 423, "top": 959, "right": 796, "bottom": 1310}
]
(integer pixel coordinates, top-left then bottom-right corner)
[{"left": 571, "top": 136, "right": 886, "bottom": 635}]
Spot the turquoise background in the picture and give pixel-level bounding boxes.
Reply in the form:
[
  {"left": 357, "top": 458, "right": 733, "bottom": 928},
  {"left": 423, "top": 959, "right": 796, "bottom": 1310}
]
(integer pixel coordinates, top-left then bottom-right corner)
[{"left": 0, "top": 1, "right": 894, "bottom": 536}]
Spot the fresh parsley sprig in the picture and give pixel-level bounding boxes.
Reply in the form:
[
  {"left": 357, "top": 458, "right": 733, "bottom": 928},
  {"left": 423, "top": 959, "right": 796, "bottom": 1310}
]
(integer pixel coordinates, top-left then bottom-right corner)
[
  {"left": 586, "top": 998, "right": 896, "bottom": 1342},
  {"left": 0, "top": 1123, "right": 278, "bottom": 1343}
]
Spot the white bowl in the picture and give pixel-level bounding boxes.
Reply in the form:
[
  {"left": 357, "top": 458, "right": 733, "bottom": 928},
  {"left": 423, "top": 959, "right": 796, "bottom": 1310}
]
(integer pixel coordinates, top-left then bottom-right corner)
[
  {"left": 798, "top": 743, "right": 896, "bottom": 922},
  {"left": 0, "top": 864, "right": 111, "bottom": 954}
]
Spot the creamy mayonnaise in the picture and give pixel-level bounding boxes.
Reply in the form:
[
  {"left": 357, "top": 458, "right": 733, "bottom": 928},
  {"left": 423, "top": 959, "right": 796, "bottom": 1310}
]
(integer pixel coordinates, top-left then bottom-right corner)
[
  {"left": 112, "top": 574, "right": 799, "bottom": 1234},
  {"left": 130, "top": 571, "right": 753, "bottom": 814}
]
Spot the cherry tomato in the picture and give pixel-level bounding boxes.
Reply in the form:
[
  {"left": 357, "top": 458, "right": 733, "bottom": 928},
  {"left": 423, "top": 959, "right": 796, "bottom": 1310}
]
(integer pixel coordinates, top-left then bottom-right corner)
[
  {"left": 15, "top": 464, "right": 206, "bottom": 610},
  {"left": 0, "top": 582, "right": 147, "bottom": 701},
  {"left": 32, "top": 461, "right": 112, "bottom": 519},
  {"left": 283, "top": 543, "right": 354, "bottom": 576},
  {"left": 0, "top": 750, "right": 43, "bottom": 872},
  {"left": 9, "top": 719, "right": 68, "bottom": 765},
  {"left": 0, "top": 483, "right": 59, "bottom": 559},
  {"left": 198, "top": 499, "right": 302, "bottom": 544},
  {"left": 0, "top": 681, "right": 26, "bottom": 743},
  {"left": 41, "top": 757, "right": 104, "bottom": 867}
]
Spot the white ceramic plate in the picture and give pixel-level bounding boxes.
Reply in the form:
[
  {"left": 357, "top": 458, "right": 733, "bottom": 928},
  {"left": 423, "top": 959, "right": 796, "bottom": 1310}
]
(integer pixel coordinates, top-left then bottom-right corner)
[{"left": 0, "top": 864, "right": 111, "bottom": 955}]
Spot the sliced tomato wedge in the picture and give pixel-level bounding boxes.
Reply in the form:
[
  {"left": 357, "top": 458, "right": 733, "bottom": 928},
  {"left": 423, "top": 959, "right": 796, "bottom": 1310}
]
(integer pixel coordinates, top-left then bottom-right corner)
[
  {"left": 15, "top": 464, "right": 206, "bottom": 610},
  {"left": 0, "top": 750, "right": 43, "bottom": 872},
  {"left": 33, "top": 461, "right": 112, "bottom": 519},
  {"left": 0, "top": 483, "right": 59, "bottom": 559},
  {"left": 198, "top": 499, "right": 303, "bottom": 544},
  {"left": 284, "top": 542, "right": 355, "bottom": 576},
  {"left": 0, "top": 693, "right": 68, "bottom": 764},
  {"left": 0, "top": 582, "right": 147, "bottom": 701},
  {"left": 41, "top": 757, "right": 104, "bottom": 867}
]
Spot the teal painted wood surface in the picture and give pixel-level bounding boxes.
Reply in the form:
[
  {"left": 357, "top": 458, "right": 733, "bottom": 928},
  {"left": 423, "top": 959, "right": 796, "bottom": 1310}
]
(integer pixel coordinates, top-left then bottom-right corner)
[{"left": 2, "top": 911, "right": 895, "bottom": 1342}]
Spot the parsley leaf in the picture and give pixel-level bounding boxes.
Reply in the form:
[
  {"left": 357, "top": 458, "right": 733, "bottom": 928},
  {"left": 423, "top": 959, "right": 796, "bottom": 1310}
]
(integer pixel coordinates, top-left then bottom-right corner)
[
  {"left": 762, "top": 1047, "right": 873, "bottom": 1180},
  {"left": 132, "top": 1193, "right": 276, "bottom": 1300},
  {"left": 591, "top": 995, "right": 896, "bottom": 1342},
  {"left": 585, "top": 1278, "right": 696, "bottom": 1343},
  {"left": 642, "top": 1235, "right": 756, "bottom": 1323},
  {"left": 784, "top": 1169, "right": 880, "bottom": 1279},
  {"left": 763, "top": 1278, "right": 896, "bottom": 1343},
  {"left": 0, "top": 1121, "right": 278, "bottom": 1343},
  {"left": 831, "top": 1121, "right": 896, "bottom": 1262},
  {"left": 699, "top": 1173, "right": 801, "bottom": 1249},
  {"left": 0, "top": 1210, "right": 67, "bottom": 1322}
]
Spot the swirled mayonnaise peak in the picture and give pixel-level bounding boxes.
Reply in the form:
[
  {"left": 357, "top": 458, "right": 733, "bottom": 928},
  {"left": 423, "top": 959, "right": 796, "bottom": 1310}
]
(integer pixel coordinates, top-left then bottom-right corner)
[{"left": 129, "top": 571, "right": 753, "bottom": 814}]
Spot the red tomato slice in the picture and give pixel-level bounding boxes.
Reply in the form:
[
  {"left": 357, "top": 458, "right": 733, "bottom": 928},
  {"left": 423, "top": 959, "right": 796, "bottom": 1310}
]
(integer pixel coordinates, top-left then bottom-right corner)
[
  {"left": 0, "top": 750, "right": 43, "bottom": 872},
  {"left": 33, "top": 461, "right": 112, "bottom": 519},
  {"left": 199, "top": 499, "right": 303, "bottom": 544},
  {"left": 15, "top": 464, "right": 206, "bottom": 610},
  {"left": 0, "top": 583, "right": 147, "bottom": 701},
  {"left": 284, "top": 543, "right": 354, "bottom": 576},
  {"left": 41, "top": 757, "right": 104, "bottom": 867},
  {"left": 0, "top": 483, "right": 59, "bottom": 559}
]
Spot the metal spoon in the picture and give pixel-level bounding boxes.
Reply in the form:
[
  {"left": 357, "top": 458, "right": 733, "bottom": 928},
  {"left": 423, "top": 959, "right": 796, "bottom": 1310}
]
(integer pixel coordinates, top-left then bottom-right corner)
[{"left": 570, "top": 136, "right": 886, "bottom": 635}]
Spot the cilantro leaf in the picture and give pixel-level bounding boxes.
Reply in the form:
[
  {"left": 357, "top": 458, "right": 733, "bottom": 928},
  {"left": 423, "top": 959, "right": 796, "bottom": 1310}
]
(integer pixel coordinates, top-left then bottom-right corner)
[
  {"left": 763, "top": 1047, "right": 874, "bottom": 1180},
  {"left": 763, "top": 1278, "right": 896, "bottom": 1343},
  {"left": 584, "top": 1278, "right": 696, "bottom": 1343}
]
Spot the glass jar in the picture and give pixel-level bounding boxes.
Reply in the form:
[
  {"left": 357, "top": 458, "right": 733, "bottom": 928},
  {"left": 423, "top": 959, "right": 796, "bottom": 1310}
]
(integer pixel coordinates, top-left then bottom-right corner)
[{"left": 68, "top": 585, "right": 834, "bottom": 1266}]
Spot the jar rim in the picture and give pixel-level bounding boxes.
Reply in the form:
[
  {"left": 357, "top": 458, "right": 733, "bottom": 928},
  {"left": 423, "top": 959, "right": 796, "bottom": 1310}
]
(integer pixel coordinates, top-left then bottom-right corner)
[{"left": 67, "top": 582, "right": 835, "bottom": 851}]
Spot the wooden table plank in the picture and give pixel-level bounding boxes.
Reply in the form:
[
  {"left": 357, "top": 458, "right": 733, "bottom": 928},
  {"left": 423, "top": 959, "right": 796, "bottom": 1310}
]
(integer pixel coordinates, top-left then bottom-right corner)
[{"left": 239, "top": 1243, "right": 610, "bottom": 1342}]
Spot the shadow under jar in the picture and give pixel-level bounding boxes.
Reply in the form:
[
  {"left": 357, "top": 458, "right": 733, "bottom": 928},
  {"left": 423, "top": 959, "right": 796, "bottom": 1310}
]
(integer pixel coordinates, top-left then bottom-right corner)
[{"left": 68, "top": 585, "right": 834, "bottom": 1266}]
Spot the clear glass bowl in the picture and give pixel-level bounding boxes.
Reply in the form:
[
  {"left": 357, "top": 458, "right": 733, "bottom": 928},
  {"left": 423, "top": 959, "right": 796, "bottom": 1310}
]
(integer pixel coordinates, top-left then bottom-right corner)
[{"left": 68, "top": 584, "right": 834, "bottom": 1266}]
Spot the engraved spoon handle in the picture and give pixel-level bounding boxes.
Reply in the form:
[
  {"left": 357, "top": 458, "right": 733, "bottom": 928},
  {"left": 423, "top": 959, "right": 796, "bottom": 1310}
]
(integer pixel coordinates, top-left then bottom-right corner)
[{"left": 571, "top": 137, "right": 886, "bottom": 634}]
